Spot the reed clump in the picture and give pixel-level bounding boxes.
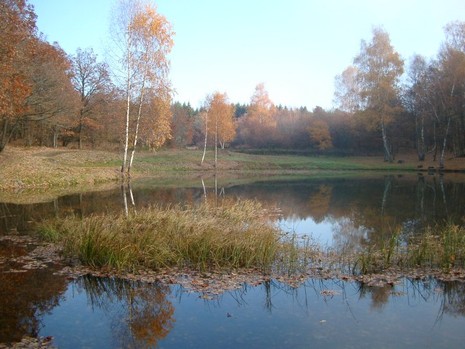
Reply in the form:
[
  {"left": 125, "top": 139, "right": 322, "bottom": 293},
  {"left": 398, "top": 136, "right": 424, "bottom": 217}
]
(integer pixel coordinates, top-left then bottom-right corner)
[
  {"left": 407, "top": 224, "right": 465, "bottom": 270},
  {"left": 352, "top": 224, "right": 465, "bottom": 274},
  {"left": 39, "top": 200, "right": 287, "bottom": 272}
]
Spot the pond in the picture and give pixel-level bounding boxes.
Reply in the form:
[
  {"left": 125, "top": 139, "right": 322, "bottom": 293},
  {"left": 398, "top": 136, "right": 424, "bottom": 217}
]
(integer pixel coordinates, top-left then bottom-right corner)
[{"left": 1, "top": 173, "right": 465, "bottom": 347}]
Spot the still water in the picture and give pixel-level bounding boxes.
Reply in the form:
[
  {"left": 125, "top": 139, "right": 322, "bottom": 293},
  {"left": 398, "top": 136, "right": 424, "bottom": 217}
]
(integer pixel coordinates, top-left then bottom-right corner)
[
  {"left": 40, "top": 276, "right": 465, "bottom": 348},
  {"left": 1, "top": 173, "right": 465, "bottom": 347}
]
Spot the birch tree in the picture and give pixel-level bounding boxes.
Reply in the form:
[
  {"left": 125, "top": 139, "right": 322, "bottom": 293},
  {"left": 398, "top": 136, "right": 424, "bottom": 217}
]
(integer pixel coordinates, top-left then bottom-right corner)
[
  {"left": 206, "top": 92, "right": 236, "bottom": 149},
  {"left": 203, "top": 92, "right": 235, "bottom": 167},
  {"left": 348, "top": 27, "right": 404, "bottom": 162},
  {"left": 404, "top": 55, "right": 430, "bottom": 161},
  {"left": 111, "top": 0, "right": 174, "bottom": 177},
  {"left": 334, "top": 65, "right": 361, "bottom": 113},
  {"left": 440, "top": 21, "right": 465, "bottom": 159}
]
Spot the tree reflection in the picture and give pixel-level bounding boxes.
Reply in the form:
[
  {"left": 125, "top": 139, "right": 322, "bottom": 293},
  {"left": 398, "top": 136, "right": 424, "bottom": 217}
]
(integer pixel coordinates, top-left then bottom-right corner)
[
  {"left": 307, "top": 184, "right": 332, "bottom": 222},
  {"left": 0, "top": 264, "right": 67, "bottom": 342},
  {"left": 353, "top": 277, "right": 465, "bottom": 318},
  {"left": 77, "top": 275, "right": 175, "bottom": 348},
  {"left": 331, "top": 216, "right": 371, "bottom": 253},
  {"left": 357, "top": 283, "right": 392, "bottom": 311},
  {"left": 438, "top": 280, "right": 465, "bottom": 318},
  {"left": 221, "top": 276, "right": 465, "bottom": 322},
  {"left": 319, "top": 175, "right": 465, "bottom": 253},
  {"left": 2, "top": 174, "right": 465, "bottom": 241}
]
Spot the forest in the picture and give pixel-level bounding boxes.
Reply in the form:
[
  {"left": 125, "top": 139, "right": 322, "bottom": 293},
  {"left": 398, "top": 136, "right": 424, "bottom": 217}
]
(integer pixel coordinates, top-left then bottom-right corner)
[{"left": 2, "top": 0, "right": 465, "bottom": 169}]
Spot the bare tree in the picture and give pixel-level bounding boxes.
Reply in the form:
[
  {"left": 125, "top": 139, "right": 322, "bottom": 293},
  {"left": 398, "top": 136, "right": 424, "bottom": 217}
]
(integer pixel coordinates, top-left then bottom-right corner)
[{"left": 70, "top": 48, "right": 111, "bottom": 149}]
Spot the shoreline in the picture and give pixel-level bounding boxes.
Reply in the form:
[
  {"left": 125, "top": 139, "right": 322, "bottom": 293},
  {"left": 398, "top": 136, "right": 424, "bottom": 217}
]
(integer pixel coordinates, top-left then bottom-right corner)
[
  {"left": 3, "top": 232, "right": 465, "bottom": 297},
  {"left": 1, "top": 146, "right": 465, "bottom": 194}
]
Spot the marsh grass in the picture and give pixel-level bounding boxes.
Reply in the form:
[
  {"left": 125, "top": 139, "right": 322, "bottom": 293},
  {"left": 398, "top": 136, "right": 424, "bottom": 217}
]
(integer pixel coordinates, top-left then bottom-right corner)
[
  {"left": 38, "top": 196, "right": 465, "bottom": 276},
  {"left": 351, "top": 224, "right": 465, "bottom": 274},
  {"left": 407, "top": 224, "right": 465, "bottom": 270},
  {"left": 274, "top": 233, "right": 319, "bottom": 276},
  {"left": 39, "top": 200, "right": 304, "bottom": 273}
]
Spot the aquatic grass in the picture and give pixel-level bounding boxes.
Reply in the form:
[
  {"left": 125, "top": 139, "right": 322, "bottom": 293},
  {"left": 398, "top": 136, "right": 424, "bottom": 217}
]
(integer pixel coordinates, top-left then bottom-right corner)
[
  {"left": 349, "top": 224, "right": 465, "bottom": 274},
  {"left": 38, "top": 200, "right": 294, "bottom": 273},
  {"left": 39, "top": 204, "right": 465, "bottom": 277},
  {"left": 274, "top": 233, "right": 320, "bottom": 276},
  {"left": 406, "top": 224, "right": 465, "bottom": 270}
]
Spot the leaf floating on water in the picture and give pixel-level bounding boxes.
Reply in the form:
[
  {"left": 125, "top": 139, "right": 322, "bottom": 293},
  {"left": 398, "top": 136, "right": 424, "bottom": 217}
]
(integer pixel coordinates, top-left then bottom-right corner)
[{"left": 320, "top": 289, "right": 340, "bottom": 297}]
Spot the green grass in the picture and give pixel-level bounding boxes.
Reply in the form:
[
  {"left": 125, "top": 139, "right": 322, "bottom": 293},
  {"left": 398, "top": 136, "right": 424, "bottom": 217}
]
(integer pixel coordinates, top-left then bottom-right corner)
[
  {"left": 132, "top": 148, "right": 417, "bottom": 174},
  {"left": 38, "top": 200, "right": 314, "bottom": 273},
  {"left": 0, "top": 147, "right": 430, "bottom": 198}
]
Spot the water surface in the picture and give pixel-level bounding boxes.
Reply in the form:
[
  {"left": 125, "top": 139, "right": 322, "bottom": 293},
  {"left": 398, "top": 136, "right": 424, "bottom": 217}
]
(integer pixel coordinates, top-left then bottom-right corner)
[
  {"left": 1, "top": 173, "right": 465, "bottom": 347},
  {"left": 37, "top": 275, "right": 465, "bottom": 348}
]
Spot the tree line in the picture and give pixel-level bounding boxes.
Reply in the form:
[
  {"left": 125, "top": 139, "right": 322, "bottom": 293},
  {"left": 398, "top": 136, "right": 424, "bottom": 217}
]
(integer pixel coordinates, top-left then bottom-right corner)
[{"left": 2, "top": 0, "right": 465, "bottom": 168}]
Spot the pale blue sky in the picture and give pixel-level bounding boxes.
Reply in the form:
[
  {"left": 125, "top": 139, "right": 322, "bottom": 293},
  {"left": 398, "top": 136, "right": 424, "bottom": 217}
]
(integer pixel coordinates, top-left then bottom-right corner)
[{"left": 30, "top": 0, "right": 465, "bottom": 110}]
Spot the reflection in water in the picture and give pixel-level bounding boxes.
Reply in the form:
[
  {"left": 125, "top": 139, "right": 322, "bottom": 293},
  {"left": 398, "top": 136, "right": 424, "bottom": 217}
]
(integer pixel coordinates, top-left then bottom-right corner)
[
  {"left": 355, "top": 277, "right": 465, "bottom": 318},
  {"left": 0, "top": 242, "right": 67, "bottom": 342},
  {"left": 0, "top": 267, "right": 67, "bottom": 343},
  {"left": 121, "top": 183, "right": 136, "bottom": 217},
  {"left": 2, "top": 174, "right": 465, "bottom": 346},
  {"left": 40, "top": 276, "right": 174, "bottom": 349},
  {"left": 36, "top": 276, "right": 465, "bottom": 349},
  {"left": 440, "top": 280, "right": 465, "bottom": 318},
  {"left": 261, "top": 175, "right": 465, "bottom": 249},
  {"left": 2, "top": 174, "right": 465, "bottom": 249},
  {"left": 77, "top": 276, "right": 174, "bottom": 348}
]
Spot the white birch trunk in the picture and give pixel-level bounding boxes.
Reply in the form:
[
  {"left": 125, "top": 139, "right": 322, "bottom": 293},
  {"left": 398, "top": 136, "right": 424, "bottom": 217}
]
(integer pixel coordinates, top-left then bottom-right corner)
[
  {"left": 381, "top": 115, "right": 392, "bottom": 162},
  {"left": 128, "top": 68, "right": 148, "bottom": 176},
  {"left": 439, "top": 116, "right": 451, "bottom": 168},
  {"left": 201, "top": 113, "right": 208, "bottom": 165},
  {"left": 121, "top": 32, "right": 132, "bottom": 176}
]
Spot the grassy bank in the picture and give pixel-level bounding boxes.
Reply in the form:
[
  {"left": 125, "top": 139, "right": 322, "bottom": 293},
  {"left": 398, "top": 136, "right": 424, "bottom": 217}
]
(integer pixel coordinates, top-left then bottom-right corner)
[
  {"left": 3, "top": 146, "right": 462, "bottom": 190},
  {"left": 0, "top": 147, "right": 121, "bottom": 191},
  {"left": 38, "top": 200, "right": 313, "bottom": 273},
  {"left": 2, "top": 146, "right": 465, "bottom": 204}
]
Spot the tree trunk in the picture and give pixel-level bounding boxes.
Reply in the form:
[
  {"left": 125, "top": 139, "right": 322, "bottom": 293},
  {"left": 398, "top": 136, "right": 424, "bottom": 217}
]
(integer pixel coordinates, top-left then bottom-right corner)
[
  {"left": 121, "top": 36, "right": 132, "bottom": 177},
  {"left": 128, "top": 71, "right": 147, "bottom": 177},
  {"left": 0, "top": 118, "right": 18, "bottom": 153},
  {"left": 78, "top": 108, "right": 84, "bottom": 150},
  {"left": 456, "top": 112, "right": 465, "bottom": 157},
  {"left": 53, "top": 126, "right": 58, "bottom": 148},
  {"left": 121, "top": 91, "right": 130, "bottom": 175},
  {"left": 214, "top": 112, "right": 218, "bottom": 169},
  {"left": 432, "top": 121, "right": 437, "bottom": 161},
  {"left": 201, "top": 113, "right": 208, "bottom": 165},
  {"left": 381, "top": 116, "right": 392, "bottom": 162},
  {"left": 0, "top": 119, "right": 8, "bottom": 153},
  {"left": 439, "top": 116, "right": 451, "bottom": 168},
  {"left": 416, "top": 113, "right": 425, "bottom": 161}
]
